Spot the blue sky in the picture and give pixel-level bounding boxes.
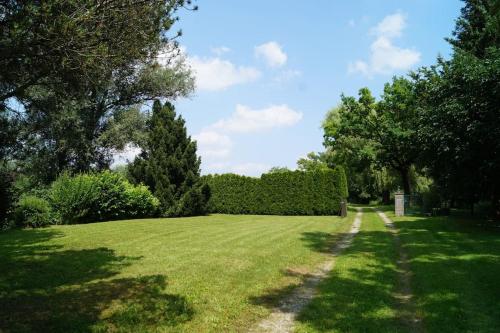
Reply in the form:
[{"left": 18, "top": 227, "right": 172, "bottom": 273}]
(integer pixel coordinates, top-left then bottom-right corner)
[{"left": 169, "top": 0, "right": 463, "bottom": 176}]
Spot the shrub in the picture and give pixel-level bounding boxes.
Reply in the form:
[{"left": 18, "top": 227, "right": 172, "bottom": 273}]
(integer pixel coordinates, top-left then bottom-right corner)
[
  {"left": 167, "top": 184, "right": 211, "bottom": 217},
  {"left": 204, "top": 169, "right": 345, "bottom": 216},
  {"left": 50, "top": 172, "right": 99, "bottom": 224},
  {"left": 13, "top": 195, "right": 54, "bottom": 228},
  {"left": 50, "top": 171, "right": 159, "bottom": 224},
  {"left": 124, "top": 184, "right": 160, "bottom": 218}
]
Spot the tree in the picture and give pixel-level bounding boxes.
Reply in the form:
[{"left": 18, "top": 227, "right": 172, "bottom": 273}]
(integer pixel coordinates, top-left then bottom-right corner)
[
  {"left": 412, "top": 0, "right": 500, "bottom": 215},
  {"left": 323, "top": 104, "right": 382, "bottom": 202},
  {"left": 3, "top": 1, "right": 195, "bottom": 182},
  {"left": 297, "top": 152, "right": 330, "bottom": 172},
  {"left": 16, "top": 61, "right": 193, "bottom": 183},
  {"left": 375, "top": 77, "right": 420, "bottom": 195},
  {"left": 323, "top": 81, "right": 419, "bottom": 198},
  {"left": 268, "top": 166, "right": 291, "bottom": 174},
  {"left": 128, "top": 101, "right": 209, "bottom": 216},
  {"left": 0, "top": 0, "right": 196, "bottom": 104}
]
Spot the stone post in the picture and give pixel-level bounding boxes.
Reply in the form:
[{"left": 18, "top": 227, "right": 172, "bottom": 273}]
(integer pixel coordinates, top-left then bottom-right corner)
[{"left": 395, "top": 191, "right": 405, "bottom": 216}]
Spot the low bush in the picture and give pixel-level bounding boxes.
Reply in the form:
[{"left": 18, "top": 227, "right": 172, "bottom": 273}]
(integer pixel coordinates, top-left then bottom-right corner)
[
  {"left": 13, "top": 195, "right": 55, "bottom": 228},
  {"left": 203, "top": 167, "right": 347, "bottom": 216},
  {"left": 167, "top": 184, "right": 211, "bottom": 217},
  {"left": 124, "top": 184, "right": 160, "bottom": 219},
  {"left": 50, "top": 171, "right": 159, "bottom": 224}
]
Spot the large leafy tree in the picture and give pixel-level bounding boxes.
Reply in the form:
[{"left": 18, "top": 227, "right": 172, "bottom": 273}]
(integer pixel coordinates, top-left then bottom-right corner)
[
  {"left": 129, "top": 101, "right": 209, "bottom": 216},
  {"left": 0, "top": 0, "right": 195, "bottom": 104},
  {"left": 16, "top": 60, "right": 193, "bottom": 182},
  {"left": 323, "top": 81, "right": 417, "bottom": 198},
  {"left": 413, "top": 0, "right": 500, "bottom": 213},
  {"left": 1, "top": 1, "right": 195, "bottom": 182}
]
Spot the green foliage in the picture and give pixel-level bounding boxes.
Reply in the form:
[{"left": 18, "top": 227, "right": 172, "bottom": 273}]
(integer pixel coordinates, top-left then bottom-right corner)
[
  {"left": 204, "top": 170, "right": 345, "bottom": 215},
  {"left": 50, "top": 171, "right": 158, "bottom": 224},
  {"left": 412, "top": 0, "right": 500, "bottom": 214},
  {"left": 0, "top": 164, "right": 14, "bottom": 223},
  {"left": 50, "top": 172, "right": 99, "bottom": 224},
  {"left": 124, "top": 184, "right": 161, "bottom": 219},
  {"left": 168, "top": 184, "right": 211, "bottom": 217},
  {"left": 333, "top": 166, "right": 348, "bottom": 200},
  {"left": 297, "top": 152, "right": 330, "bottom": 172},
  {"left": 129, "top": 101, "right": 207, "bottom": 216},
  {"left": 0, "top": 1, "right": 195, "bottom": 104},
  {"left": 268, "top": 166, "right": 292, "bottom": 174},
  {"left": 3, "top": 2, "right": 195, "bottom": 183},
  {"left": 13, "top": 195, "right": 55, "bottom": 228}
]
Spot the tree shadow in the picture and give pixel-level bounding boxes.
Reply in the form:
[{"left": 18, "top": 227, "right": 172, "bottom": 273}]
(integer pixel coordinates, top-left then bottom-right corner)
[
  {"left": 0, "top": 228, "right": 194, "bottom": 332},
  {"left": 249, "top": 207, "right": 500, "bottom": 332},
  {"left": 249, "top": 228, "right": 405, "bottom": 332}
]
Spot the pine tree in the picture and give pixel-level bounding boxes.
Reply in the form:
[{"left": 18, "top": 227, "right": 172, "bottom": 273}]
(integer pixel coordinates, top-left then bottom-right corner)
[{"left": 128, "top": 100, "right": 209, "bottom": 216}]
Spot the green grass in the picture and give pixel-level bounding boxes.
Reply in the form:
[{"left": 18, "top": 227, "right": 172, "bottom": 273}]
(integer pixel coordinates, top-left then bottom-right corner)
[
  {"left": 295, "top": 207, "right": 500, "bottom": 332},
  {"left": 383, "top": 208, "right": 500, "bottom": 332},
  {"left": 0, "top": 213, "right": 353, "bottom": 333},
  {"left": 294, "top": 209, "right": 404, "bottom": 333},
  {"left": 2, "top": 209, "right": 499, "bottom": 332}
]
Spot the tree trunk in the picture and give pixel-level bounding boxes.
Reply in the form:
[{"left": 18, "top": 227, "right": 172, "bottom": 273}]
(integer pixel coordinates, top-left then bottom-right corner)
[
  {"left": 382, "top": 190, "right": 390, "bottom": 204},
  {"left": 400, "top": 168, "right": 411, "bottom": 195}
]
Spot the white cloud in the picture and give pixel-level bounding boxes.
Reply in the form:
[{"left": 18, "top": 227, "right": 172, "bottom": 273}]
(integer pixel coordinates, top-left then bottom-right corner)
[
  {"left": 193, "top": 130, "right": 232, "bottom": 158},
  {"left": 254, "top": 41, "right": 287, "bottom": 68},
  {"left": 204, "top": 162, "right": 269, "bottom": 176},
  {"left": 273, "top": 69, "right": 302, "bottom": 84},
  {"left": 212, "top": 104, "right": 302, "bottom": 133},
  {"left": 371, "top": 12, "right": 405, "bottom": 38},
  {"left": 188, "top": 56, "right": 261, "bottom": 91},
  {"left": 349, "top": 12, "right": 420, "bottom": 77},
  {"left": 211, "top": 46, "right": 231, "bottom": 56},
  {"left": 231, "top": 163, "right": 269, "bottom": 176}
]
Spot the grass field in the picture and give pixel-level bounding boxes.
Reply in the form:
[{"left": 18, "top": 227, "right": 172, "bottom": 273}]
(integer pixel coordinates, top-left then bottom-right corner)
[
  {"left": 0, "top": 214, "right": 353, "bottom": 333},
  {"left": 295, "top": 207, "right": 500, "bottom": 333},
  {"left": 1, "top": 208, "right": 499, "bottom": 333},
  {"left": 294, "top": 209, "right": 403, "bottom": 332},
  {"left": 385, "top": 208, "right": 500, "bottom": 332}
]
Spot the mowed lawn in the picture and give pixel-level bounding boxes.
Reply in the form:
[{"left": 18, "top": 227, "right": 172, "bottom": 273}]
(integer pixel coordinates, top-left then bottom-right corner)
[
  {"left": 386, "top": 208, "right": 500, "bottom": 332},
  {"left": 0, "top": 213, "right": 354, "bottom": 333},
  {"left": 295, "top": 208, "right": 500, "bottom": 333}
]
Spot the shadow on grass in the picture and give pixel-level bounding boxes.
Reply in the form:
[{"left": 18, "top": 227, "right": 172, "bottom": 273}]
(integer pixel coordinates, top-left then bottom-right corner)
[
  {"left": 250, "top": 228, "right": 404, "bottom": 332},
  {"left": 250, "top": 211, "right": 500, "bottom": 332},
  {"left": 0, "top": 228, "right": 193, "bottom": 332}
]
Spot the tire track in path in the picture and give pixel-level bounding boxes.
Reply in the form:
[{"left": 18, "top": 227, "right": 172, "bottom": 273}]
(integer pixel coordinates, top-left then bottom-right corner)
[
  {"left": 374, "top": 208, "right": 424, "bottom": 333},
  {"left": 249, "top": 208, "right": 363, "bottom": 333}
]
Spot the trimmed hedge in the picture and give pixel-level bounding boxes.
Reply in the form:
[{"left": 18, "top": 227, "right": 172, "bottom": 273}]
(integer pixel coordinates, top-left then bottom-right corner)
[{"left": 203, "top": 168, "right": 347, "bottom": 215}]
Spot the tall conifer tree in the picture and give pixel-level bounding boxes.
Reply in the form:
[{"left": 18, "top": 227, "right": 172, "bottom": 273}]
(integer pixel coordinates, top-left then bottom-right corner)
[{"left": 129, "top": 100, "right": 209, "bottom": 216}]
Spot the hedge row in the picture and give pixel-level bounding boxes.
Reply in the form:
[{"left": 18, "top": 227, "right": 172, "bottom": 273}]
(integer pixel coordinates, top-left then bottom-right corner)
[{"left": 203, "top": 167, "right": 348, "bottom": 215}]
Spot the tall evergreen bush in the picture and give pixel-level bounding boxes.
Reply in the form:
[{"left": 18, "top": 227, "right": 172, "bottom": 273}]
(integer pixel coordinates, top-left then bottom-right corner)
[{"left": 128, "top": 101, "right": 209, "bottom": 216}]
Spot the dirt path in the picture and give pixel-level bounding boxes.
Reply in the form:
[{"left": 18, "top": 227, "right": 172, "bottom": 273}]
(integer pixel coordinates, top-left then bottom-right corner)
[
  {"left": 249, "top": 208, "right": 363, "bottom": 333},
  {"left": 374, "top": 209, "right": 424, "bottom": 332}
]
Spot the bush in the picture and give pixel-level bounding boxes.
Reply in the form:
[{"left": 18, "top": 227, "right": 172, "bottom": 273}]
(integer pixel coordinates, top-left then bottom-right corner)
[
  {"left": 167, "top": 184, "right": 211, "bottom": 217},
  {"left": 50, "top": 172, "right": 99, "bottom": 224},
  {"left": 50, "top": 171, "right": 159, "bottom": 224},
  {"left": 203, "top": 169, "right": 345, "bottom": 216},
  {"left": 13, "top": 195, "right": 55, "bottom": 228},
  {"left": 422, "top": 185, "right": 441, "bottom": 213},
  {"left": 124, "top": 184, "right": 160, "bottom": 218}
]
